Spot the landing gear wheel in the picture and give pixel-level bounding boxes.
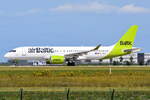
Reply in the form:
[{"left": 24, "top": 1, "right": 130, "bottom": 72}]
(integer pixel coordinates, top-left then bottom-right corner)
[{"left": 67, "top": 61, "right": 76, "bottom": 66}]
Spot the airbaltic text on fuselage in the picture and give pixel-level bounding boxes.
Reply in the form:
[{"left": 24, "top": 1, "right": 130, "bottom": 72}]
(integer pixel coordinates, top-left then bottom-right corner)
[
  {"left": 28, "top": 48, "right": 54, "bottom": 53},
  {"left": 120, "top": 41, "right": 132, "bottom": 45}
]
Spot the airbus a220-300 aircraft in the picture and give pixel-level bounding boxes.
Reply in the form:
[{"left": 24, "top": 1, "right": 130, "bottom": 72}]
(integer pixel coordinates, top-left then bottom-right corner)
[{"left": 4, "top": 25, "right": 141, "bottom": 66}]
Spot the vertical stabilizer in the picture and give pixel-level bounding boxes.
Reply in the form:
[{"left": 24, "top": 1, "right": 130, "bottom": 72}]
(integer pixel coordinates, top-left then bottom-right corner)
[
  {"left": 104, "top": 25, "right": 138, "bottom": 58},
  {"left": 115, "top": 25, "right": 138, "bottom": 49}
]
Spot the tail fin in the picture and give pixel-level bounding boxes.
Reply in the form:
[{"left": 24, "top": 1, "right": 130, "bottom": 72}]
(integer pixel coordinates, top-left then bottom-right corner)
[
  {"left": 104, "top": 25, "right": 138, "bottom": 58},
  {"left": 116, "top": 25, "right": 138, "bottom": 49}
]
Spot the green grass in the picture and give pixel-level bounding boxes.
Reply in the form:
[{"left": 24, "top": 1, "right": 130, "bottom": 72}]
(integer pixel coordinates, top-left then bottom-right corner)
[
  {"left": 0, "top": 66, "right": 149, "bottom": 87},
  {"left": 0, "top": 66, "right": 149, "bottom": 99},
  {"left": 0, "top": 90, "right": 150, "bottom": 100}
]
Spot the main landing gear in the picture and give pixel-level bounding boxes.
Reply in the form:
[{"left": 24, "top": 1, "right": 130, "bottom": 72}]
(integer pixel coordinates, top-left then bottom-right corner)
[
  {"left": 66, "top": 60, "right": 76, "bottom": 66},
  {"left": 67, "top": 61, "right": 76, "bottom": 66}
]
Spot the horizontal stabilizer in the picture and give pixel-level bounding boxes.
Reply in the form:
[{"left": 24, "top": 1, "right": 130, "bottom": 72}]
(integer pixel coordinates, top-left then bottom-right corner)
[{"left": 123, "top": 48, "right": 142, "bottom": 53}]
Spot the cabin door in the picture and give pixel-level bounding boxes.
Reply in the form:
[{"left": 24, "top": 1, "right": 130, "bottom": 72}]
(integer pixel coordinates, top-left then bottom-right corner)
[{"left": 22, "top": 48, "right": 26, "bottom": 56}]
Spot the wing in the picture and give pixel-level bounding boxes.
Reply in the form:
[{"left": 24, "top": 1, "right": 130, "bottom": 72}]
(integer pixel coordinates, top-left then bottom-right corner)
[{"left": 65, "top": 44, "right": 101, "bottom": 58}]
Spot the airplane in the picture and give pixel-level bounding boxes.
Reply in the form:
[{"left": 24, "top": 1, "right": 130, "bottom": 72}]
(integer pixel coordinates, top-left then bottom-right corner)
[{"left": 4, "top": 25, "right": 141, "bottom": 66}]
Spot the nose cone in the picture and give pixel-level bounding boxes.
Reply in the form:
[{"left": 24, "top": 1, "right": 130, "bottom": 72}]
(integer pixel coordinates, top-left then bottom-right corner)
[{"left": 4, "top": 53, "right": 9, "bottom": 58}]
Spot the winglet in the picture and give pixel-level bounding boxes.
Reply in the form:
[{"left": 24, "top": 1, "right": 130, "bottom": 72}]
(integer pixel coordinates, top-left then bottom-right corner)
[{"left": 92, "top": 44, "right": 101, "bottom": 51}]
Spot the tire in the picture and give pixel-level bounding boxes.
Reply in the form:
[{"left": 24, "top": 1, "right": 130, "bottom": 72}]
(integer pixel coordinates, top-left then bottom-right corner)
[{"left": 67, "top": 61, "right": 76, "bottom": 66}]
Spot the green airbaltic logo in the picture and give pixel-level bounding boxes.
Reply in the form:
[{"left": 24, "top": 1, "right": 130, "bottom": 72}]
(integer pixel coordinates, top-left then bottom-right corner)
[{"left": 120, "top": 41, "right": 132, "bottom": 45}]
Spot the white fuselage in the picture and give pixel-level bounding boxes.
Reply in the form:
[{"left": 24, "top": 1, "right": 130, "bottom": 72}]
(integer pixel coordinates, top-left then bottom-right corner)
[
  {"left": 4, "top": 25, "right": 141, "bottom": 65},
  {"left": 4, "top": 46, "right": 114, "bottom": 61}
]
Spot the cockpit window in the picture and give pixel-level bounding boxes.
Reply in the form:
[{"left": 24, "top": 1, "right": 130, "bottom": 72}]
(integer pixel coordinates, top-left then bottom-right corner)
[{"left": 9, "top": 50, "right": 16, "bottom": 52}]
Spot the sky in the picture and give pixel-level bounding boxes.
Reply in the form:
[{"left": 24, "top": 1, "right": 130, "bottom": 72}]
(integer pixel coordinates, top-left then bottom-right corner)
[{"left": 0, "top": 0, "right": 150, "bottom": 62}]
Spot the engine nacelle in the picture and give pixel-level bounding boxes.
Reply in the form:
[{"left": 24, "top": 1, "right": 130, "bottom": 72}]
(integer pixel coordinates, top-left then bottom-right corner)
[{"left": 46, "top": 55, "right": 65, "bottom": 64}]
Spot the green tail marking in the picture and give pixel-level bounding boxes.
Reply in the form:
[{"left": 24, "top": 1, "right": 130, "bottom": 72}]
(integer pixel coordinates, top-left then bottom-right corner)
[{"left": 104, "top": 25, "right": 138, "bottom": 59}]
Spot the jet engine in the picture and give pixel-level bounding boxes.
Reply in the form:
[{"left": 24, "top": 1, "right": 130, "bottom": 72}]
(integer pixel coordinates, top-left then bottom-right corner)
[{"left": 46, "top": 55, "right": 65, "bottom": 64}]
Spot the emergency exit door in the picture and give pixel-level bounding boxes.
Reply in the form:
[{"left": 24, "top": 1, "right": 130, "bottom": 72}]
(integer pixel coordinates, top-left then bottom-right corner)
[{"left": 22, "top": 48, "right": 26, "bottom": 56}]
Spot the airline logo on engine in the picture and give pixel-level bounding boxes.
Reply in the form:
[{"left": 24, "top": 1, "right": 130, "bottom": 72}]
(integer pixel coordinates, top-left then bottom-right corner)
[
  {"left": 28, "top": 48, "right": 54, "bottom": 53},
  {"left": 120, "top": 41, "right": 132, "bottom": 45}
]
